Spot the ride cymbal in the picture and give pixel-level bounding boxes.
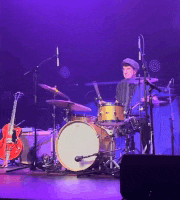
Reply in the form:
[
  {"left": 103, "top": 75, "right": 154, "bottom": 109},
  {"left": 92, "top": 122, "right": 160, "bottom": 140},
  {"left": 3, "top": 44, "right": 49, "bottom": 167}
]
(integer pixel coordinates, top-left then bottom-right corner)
[{"left": 46, "top": 100, "right": 92, "bottom": 112}]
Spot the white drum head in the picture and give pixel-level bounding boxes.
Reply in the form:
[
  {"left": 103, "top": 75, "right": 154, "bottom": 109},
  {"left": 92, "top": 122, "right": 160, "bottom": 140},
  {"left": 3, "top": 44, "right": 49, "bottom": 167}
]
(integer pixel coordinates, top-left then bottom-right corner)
[{"left": 56, "top": 121, "right": 100, "bottom": 171}]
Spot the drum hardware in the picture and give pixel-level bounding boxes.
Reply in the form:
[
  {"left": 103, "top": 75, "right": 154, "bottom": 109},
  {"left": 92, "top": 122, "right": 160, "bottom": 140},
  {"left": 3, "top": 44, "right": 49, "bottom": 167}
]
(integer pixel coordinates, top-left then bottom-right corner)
[
  {"left": 40, "top": 154, "right": 62, "bottom": 173},
  {"left": 39, "top": 86, "right": 69, "bottom": 172},
  {"left": 76, "top": 146, "right": 122, "bottom": 177},
  {"left": 104, "top": 135, "right": 120, "bottom": 170},
  {"left": 116, "top": 133, "right": 141, "bottom": 166},
  {"left": 145, "top": 80, "right": 163, "bottom": 155},
  {"left": 167, "top": 81, "right": 175, "bottom": 155}
]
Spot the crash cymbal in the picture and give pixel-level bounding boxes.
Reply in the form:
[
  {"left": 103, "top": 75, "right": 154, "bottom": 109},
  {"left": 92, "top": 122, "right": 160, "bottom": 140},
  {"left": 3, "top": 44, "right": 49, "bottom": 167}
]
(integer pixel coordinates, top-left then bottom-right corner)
[
  {"left": 39, "top": 84, "right": 70, "bottom": 100},
  {"left": 126, "top": 77, "right": 158, "bottom": 84},
  {"left": 46, "top": 100, "right": 92, "bottom": 112}
]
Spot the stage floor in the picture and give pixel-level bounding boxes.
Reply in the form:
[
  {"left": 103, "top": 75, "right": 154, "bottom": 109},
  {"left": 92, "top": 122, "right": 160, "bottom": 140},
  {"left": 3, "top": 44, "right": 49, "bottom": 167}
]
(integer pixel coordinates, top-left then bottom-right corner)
[{"left": 0, "top": 166, "right": 121, "bottom": 200}]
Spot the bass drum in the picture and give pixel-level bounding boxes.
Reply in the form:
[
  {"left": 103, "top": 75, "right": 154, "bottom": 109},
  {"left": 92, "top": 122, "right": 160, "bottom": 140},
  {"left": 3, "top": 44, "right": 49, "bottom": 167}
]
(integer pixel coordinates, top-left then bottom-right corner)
[{"left": 56, "top": 121, "right": 114, "bottom": 172}]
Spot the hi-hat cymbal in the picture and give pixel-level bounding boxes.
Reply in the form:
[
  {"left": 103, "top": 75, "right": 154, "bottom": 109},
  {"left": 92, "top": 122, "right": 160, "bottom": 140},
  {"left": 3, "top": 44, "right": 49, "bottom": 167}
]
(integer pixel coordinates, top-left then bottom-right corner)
[
  {"left": 46, "top": 100, "right": 92, "bottom": 112},
  {"left": 126, "top": 77, "right": 158, "bottom": 84},
  {"left": 39, "top": 84, "right": 70, "bottom": 100}
]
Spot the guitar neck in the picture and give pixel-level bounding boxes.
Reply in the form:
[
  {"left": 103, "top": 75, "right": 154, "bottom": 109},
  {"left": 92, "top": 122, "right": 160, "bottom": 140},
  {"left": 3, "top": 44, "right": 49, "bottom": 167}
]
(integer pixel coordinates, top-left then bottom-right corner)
[{"left": 9, "top": 99, "right": 18, "bottom": 136}]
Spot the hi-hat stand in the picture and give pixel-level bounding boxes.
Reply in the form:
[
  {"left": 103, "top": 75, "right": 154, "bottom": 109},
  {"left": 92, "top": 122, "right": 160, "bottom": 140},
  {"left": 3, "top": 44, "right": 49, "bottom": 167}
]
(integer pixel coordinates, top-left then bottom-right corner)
[{"left": 43, "top": 88, "right": 60, "bottom": 172}]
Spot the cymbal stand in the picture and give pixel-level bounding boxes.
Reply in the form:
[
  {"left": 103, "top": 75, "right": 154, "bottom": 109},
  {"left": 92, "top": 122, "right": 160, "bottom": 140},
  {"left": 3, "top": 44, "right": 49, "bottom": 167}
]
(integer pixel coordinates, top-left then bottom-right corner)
[
  {"left": 105, "top": 134, "right": 120, "bottom": 170},
  {"left": 63, "top": 106, "right": 71, "bottom": 123},
  {"left": 137, "top": 74, "right": 143, "bottom": 154},
  {"left": 51, "top": 90, "right": 57, "bottom": 163},
  {"left": 145, "top": 80, "right": 161, "bottom": 155},
  {"left": 148, "top": 86, "right": 155, "bottom": 154}
]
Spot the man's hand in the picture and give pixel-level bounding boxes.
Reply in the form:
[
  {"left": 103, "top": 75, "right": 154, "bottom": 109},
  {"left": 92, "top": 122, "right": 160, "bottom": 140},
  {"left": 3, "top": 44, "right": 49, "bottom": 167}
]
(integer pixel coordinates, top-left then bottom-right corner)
[{"left": 141, "top": 95, "right": 159, "bottom": 106}]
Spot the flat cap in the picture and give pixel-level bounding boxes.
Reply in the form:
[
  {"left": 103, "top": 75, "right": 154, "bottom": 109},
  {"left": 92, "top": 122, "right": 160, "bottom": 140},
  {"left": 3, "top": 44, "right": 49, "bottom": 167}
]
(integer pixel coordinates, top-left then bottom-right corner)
[{"left": 122, "top": 58, "right": 140, "bottom": 71}]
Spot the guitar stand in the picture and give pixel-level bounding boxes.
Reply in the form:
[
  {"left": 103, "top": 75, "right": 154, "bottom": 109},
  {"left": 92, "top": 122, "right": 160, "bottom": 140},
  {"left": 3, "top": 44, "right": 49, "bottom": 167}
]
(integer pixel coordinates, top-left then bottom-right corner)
[{"left": 6, "top": 163, "right": 29, "bottom": 173}]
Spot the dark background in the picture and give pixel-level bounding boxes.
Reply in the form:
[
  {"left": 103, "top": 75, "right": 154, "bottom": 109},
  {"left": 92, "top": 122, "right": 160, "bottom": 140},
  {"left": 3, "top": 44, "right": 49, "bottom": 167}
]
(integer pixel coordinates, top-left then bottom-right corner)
[{"left": 1, "top": 0, "right": 180, "bottom": 129}]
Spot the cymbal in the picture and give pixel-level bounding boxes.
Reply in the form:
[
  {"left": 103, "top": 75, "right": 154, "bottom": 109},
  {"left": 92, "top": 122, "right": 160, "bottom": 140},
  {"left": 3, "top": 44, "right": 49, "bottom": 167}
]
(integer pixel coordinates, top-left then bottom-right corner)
[
  {"left": 141, "top": 100, "right": 168, "bottom": 107},
  {"left": 153, "top": 100, "right": 168, "bottom": 104},
  {"left": 126, "top": 77, "right": 158, "bottom": 84},
  {"left": 46, "top": 100, "right": 92, "bottom": 112},
  {"left": 39, "top": 84, "right": 70, "bottom": 100}
]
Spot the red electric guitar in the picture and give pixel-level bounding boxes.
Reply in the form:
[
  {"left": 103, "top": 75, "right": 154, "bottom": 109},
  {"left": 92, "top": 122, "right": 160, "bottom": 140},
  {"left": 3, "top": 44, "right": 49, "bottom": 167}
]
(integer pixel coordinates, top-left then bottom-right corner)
[{"left": 0, "top": 92, "right": 24, "bottom": 167}]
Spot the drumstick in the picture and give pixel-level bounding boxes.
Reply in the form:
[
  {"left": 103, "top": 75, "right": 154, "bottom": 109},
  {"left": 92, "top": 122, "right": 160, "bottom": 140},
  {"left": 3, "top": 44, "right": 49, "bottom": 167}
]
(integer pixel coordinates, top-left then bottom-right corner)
[{"left": 92, "top": 81, "right": 102, "bottom": 100}]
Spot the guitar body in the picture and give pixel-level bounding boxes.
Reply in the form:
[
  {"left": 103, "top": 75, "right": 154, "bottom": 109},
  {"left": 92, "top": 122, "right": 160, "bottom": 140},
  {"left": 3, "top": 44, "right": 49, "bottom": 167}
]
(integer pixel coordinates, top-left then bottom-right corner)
[{"left": 0, "top": 124, "right": 23, "bottom": 160}]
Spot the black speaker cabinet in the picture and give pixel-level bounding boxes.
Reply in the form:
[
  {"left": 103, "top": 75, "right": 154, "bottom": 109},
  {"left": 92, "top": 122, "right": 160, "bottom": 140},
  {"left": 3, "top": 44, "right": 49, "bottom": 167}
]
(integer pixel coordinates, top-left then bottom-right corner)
[{"left": 120, "top": 154, "right": 180, "bottom": 200}]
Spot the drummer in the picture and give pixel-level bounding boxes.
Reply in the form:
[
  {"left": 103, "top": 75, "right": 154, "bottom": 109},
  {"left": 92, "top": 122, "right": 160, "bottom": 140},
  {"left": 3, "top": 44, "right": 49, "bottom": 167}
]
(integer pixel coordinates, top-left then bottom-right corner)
[
  {"left": 115, "top": 58, "right": 158, "bottom": 154},
  {"left": 115, "top": 58, "right": 159, "bottom": 115}
]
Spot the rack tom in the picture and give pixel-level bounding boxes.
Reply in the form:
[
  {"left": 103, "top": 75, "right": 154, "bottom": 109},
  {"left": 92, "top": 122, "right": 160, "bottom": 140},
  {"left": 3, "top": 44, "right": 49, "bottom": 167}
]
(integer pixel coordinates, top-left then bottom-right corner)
[{"left": 98, "top": 102, "right": 124, "bottom": 124}]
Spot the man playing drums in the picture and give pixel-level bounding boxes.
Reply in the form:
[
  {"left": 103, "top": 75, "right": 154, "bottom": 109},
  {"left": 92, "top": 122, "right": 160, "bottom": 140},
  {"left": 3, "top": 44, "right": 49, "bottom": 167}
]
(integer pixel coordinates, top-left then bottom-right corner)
[{"left": 115, "top": 58, "right": 158, "bottom": 154}]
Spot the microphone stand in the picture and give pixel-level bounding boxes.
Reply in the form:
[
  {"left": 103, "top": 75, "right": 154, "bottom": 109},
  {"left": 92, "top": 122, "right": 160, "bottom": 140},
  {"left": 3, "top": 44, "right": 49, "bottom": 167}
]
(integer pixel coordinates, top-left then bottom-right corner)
[
  {"left": 168, "top": 87, "right": 175, "bottom": 155},
  {"left": 25, "top": 55, "right": 56, "bottom": 171},
  {"left": 6, "top": 55, "right": 56, "bottom": 173},
  {"left": 139, "top": 34, "right": 150, "bottom": 154}
]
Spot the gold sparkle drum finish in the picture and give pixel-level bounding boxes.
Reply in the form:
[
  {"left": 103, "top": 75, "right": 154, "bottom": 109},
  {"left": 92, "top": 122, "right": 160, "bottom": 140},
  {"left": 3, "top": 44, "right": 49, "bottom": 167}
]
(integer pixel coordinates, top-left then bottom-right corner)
[
  {"left": 98, "top": 102, "right": 124, "bottom": 123},
  {"left": 56, "top": 121, "right": 114, "bottom": 172}
]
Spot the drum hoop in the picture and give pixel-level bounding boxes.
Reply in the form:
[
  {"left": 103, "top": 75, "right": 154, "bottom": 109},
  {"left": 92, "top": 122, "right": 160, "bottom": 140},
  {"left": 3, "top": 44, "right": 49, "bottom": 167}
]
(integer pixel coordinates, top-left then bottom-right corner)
[
  {"left": 100, "top": 102, "right": 123, "bottom": 107},
  {"left": 71, "top": 114, "right": 86, "bottom": 117},
  {"left": 56, "top": 120, "right": 100, "bottom": 171}
]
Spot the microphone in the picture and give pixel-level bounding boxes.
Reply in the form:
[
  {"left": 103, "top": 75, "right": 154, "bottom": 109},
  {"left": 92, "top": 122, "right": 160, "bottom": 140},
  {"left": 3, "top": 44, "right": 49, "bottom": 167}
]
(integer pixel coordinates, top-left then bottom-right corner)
[
  {"left": 138, "top": 36, "right": 141, "bottom": 60},
  {"left": 56, "top": 46, "right": 59, "bottom": 67},
  {"left": 75, "top": 156, "right": 83, "bottom": 162}
]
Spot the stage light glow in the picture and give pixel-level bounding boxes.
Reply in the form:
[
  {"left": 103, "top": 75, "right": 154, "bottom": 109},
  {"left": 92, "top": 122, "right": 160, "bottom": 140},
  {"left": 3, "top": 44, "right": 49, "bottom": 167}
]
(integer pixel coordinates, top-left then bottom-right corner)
[
  {"left": 149, "top": 59, "right": 161, "bottom": 72},
  {"left": 59, "top": 66, "right": 70, "bottom": 78}
]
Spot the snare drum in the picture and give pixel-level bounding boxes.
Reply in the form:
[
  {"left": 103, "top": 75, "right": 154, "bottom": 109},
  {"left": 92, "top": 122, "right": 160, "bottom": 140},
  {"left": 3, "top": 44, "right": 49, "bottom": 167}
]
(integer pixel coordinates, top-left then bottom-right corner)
[
  {"left": 98, "top": 102, "right": 124, "bottom": 123},
  {"left": 56, "top": 121, "right": 114, "bottom": 171}
]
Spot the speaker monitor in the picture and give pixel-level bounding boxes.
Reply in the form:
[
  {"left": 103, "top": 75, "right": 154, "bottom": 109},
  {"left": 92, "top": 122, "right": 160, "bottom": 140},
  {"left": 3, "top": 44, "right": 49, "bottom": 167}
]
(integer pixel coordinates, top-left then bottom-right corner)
[
  {"left": 120, "top": 154, "right": 180, "bottom": 199},
  {"left": 20, "top": 130, "right": 53, "bottom": 164}
]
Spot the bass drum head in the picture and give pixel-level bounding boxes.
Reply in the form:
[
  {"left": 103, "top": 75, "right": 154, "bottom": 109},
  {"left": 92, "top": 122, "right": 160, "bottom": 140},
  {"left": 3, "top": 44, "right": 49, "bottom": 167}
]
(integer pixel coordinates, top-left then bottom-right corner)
[{"left": 56, "top": 121, "right": 100, "bottom": 171}]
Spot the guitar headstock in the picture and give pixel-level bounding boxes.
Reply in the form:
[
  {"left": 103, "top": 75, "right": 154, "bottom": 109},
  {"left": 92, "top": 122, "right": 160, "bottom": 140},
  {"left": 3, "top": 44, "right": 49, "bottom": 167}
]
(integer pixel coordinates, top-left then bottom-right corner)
[{"left": 14, "top": 92, "right": 24, "bottom": 101}]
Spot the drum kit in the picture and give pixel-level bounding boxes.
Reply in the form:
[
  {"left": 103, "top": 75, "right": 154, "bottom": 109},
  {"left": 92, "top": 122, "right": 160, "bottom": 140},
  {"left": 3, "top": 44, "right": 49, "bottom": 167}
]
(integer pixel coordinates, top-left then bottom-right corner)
[{"left": 38, "top": 78, "right": 170, "bottom": 176}]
